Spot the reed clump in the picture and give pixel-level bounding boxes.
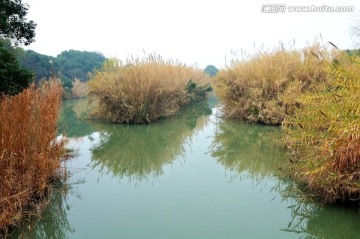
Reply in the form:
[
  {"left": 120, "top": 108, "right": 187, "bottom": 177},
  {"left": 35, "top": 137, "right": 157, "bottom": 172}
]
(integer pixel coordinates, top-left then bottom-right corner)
[
  {"left": 283, "top": 52, "right": 360, "bottom": 203},
  {"left": 88, "top": 54, "right": 212, "bottom": 123},
  {"left": 0, "top": 80, "right": 65, "bottom": 236},
  {"left": 214, "top": 44, "right": 334, "bottom": 125},
  {"left": 70, "top": 79, "right": 89, "bottom": 99}
]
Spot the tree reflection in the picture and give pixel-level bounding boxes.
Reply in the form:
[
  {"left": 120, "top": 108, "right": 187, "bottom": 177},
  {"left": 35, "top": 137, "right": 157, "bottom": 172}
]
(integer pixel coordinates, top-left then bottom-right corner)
[
  {"left": 58, "top": 98, "right": 95, "bottom": 138},
  {"left": 9, "top": 180, "right": 74, "bottom": 239},
  {"left": 272, "top": 179, "right": 360, "bottom": 239},
  {"left": 90, "top": 101, "right": 212, "bottom": 181},
  {"left": 210, "top": 118, "right": 287, "bottom": 180}
]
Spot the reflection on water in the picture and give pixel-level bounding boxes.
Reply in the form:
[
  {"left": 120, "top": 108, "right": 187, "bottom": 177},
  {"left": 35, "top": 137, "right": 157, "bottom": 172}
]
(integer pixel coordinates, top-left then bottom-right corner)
[
  {"left": 10, "top": 181, "right": 73, "bottom": 239},
  {"left": 90, "top": 101, "right": 212, "bottom": 180},
  {"left": 210, "top": 119, "right": 287, "bottom": 180},
  {"left": 282, "top": 191, "right": 360, "bottom": 239},
  {"left": 58, "top": 98, "right": 94, "bottom": 138},
  {"left": 12, "top": 95, "right": 360, "bottom": 239}
]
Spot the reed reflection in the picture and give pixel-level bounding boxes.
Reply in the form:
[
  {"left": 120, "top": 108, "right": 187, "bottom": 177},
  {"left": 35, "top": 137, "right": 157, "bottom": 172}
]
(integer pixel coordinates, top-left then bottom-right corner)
[{"left": 90, "top": 101, "right": 212, "bottom": 181}]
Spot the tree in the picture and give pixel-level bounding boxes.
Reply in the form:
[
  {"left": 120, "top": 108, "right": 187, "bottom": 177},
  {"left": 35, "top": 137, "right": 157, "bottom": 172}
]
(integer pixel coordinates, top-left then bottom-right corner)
[
  {"left": 204, "top": 65, "right": 219, "bottom": 77},
  {"left": 20, "top": 50, "right": 55, "bottom": 83},
  {"left": 0, "top": 0, "right": 36, "bottom": 95},
  {"left": 0, "top": 40, "right": 33, "bottom": 95},
  {"left": 56, "top": 50, "right": 106, "bottom": 81},
  {"left": 0, "top": 0, "right": 36, "bottom": 46}
]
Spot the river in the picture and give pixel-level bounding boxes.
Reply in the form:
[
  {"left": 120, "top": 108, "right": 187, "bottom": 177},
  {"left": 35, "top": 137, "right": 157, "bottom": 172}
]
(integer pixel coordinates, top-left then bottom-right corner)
[{"left": 11, "top": 95, "right": 360, "bottom": 239}]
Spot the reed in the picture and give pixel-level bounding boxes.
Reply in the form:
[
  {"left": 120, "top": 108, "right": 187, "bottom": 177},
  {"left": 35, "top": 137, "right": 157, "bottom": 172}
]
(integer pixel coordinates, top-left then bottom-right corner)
[
  {"left": 214, "top": 44, "right": 334, "bottom": 125},
  {"left": 88, "top": 54, "right": 211, "bottom": 123},
  {"left": 70, "top": 78, "right": 88, "bottom": 99},
  {"left": 0, "top": 80, "right": 65, "bottom": 236},
  {"left": 283, "top": 52, "right": 360, "bottom": 203}
]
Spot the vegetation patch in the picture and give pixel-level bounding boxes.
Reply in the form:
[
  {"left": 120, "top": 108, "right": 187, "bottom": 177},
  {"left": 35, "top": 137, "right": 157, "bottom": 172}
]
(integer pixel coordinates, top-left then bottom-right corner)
[
  {"left": 214, "top": 44, "right": 334, "bottom": 125},
  {"left": 283, "top": 52, "right": 360, "bottom": 203},
  {"left": 88, "top": 55, "right": 212, "bottom": 123},
  {"left": 0, "top": 80, "right": 65, "bottom": 236}
]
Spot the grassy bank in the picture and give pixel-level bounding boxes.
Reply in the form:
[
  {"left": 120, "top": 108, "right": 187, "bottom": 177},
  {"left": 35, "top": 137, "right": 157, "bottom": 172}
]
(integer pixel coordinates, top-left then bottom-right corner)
[
  {"left": 214, "top": 44, "right": 334, "bottom": 125},
  {"left": 0, "top": 80, "right": 65, "bottom": 236},
  {"left": 214, "top": 42, "right": 360, "bottom": 203},
  {"left": 283, "top": 52, "right": 360, "bottom": 203},
  {"left": 88, "top": 55, "right": 211, "bottom": 123}
]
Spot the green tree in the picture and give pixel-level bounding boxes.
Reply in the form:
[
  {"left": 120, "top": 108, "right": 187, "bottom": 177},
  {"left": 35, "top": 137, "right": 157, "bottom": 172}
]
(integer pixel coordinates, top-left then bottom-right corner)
[
  {"left": 0, "top": 0, "right": 36, "bottom": 46},
  {"left": 20, "top": 50, "right": 55, "bottom": 83},
  {"left": 0, "top": 41, "right": 33, "bottom": 95},
  {"left": 204, "top": 65, "right": 219, "bottom": 77},
  {"left": 0, "top": 0, "right": 36, "bottom": 95},
  {"left": 56, "top": 50, "right": 106, "bottom": 81}
]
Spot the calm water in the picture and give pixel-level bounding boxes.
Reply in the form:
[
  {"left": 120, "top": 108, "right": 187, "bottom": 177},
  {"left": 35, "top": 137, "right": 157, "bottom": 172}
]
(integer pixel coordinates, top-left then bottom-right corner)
[{"left": 12, "top": 96, "right": 360, "bottom": 239}]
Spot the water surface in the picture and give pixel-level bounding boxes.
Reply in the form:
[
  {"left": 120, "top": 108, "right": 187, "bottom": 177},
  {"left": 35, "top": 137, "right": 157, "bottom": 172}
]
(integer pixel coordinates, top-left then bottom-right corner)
[{"left": 12, "top": 96, "right": 360, "bottom": 239}]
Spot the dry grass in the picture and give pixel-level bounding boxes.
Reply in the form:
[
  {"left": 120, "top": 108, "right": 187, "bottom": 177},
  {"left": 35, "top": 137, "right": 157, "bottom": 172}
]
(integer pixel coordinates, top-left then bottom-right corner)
[
  {"left": 283, "top": 52, "right": 360, "bottom": 203},
  {"left": 71, "top": 79, "right": 88, "bottom": 99},
  {"left": 0, "top": 80, "right": 65, "bottom": 236},
  {"left": 88, "top": 54, "right": 211, "bottom": 123},
  {"left": 214, "top": 43, "right": 335, "bottom": 125}
]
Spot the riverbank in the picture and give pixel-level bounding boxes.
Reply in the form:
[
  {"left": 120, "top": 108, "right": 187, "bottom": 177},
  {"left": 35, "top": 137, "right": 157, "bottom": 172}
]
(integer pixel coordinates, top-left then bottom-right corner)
[
  {"left": 214, "top": 44, "right": 360, "bottom": 204},
  {"left": 0, "top": 81, "right": 66, "bottom": 237}
]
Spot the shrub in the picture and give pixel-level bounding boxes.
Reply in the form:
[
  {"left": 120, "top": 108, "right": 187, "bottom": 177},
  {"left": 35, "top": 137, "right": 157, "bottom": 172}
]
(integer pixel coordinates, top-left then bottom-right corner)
[
  {"left": 282, "top": 52, "right": 360, "bottom": 203},
  {"left": 88, "top": 55, "right": 211, "bottom": 123},
  {"left": 214, "top": 44, "right": 334, "bottom": 125},
  {"left": 71, "top": 78, "right": 88, "bottom": 98},
  {"left": 0, "top": 80, "right": 65, "bottom": 235}
]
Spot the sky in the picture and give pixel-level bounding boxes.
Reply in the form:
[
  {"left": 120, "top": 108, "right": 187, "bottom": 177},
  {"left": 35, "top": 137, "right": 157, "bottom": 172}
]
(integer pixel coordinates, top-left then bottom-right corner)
[{"left": 23, "top": 0, "right": 360, "bottom": 69}]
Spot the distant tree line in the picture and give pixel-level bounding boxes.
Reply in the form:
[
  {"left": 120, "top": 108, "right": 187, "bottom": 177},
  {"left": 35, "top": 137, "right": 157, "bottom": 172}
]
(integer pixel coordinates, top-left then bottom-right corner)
[
  {"left": 20, "top": 49, "right": 107, "bottom": 84},
  {"left": 1, "top": 38, "right": 107, "bottom": 95},
  {"left": 203, "top": 65, "right": 219, "bottom": 77}
]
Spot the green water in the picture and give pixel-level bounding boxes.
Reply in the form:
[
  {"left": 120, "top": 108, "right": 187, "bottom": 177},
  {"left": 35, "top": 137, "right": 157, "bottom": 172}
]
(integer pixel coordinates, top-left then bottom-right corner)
[{"left": 11, "top": 96, "right": 360, "bottom": 239}]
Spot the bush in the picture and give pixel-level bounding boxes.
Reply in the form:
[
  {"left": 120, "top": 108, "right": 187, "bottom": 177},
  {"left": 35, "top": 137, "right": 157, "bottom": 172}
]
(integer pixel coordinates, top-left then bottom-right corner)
[
  {"left": 0, "top": 41, "right": 33, "bottom": 95},
  {"left": 71, "top": 78, "right": 88, "bottom": 98},
  {"left": 282, "top": 52, "right": 360, "bottom": 203},
  {"left": 214, "top": 44, "right": 334, "bottom": 125},
  {"left": 88, "top": 55, "right": 211, "bottom": 123},
  {"left": 0, "top": 80, "right": 65, "bottom": 235}
]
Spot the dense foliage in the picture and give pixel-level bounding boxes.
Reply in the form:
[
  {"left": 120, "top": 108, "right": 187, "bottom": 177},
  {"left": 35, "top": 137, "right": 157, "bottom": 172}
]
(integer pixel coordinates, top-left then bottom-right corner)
[
  {"left": 19, "top": 49, "right": 54, "bottom": 83},
  {"left": 214, "top": 44, "right": 334, "bottom": 125},
  {"left": 0, "top": 39, "right": 33, "bottom": 95},
  {"left": 0, "top": 0, "right": 36, "bottom": 95},
  {"left": 204, "top": 64, "right": 219, "bottom": 77},
  {"left": 88, "top": 56, "right": 211, "bottom": 123},
  {"left": 283, "top": 52, "right": 360, "bottom": 203},
  {"left": 0, "top": 0, "right": 36, "bottom": 46},
  {"left": 56, "top": 50, "right": 106, "bottom": 81},
  {"left": 20, "top": 49, "right": 106, "bottom": 83}
]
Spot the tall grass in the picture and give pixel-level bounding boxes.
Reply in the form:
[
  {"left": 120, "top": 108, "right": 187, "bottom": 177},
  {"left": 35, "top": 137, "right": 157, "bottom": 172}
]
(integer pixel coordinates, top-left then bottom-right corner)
[
  {"left": 70, "top": 79, "right": 88, "bottom": 99},
  {"left": 88, "top": 54, "right": 211, "bottom": 123},
  {"left": 0, "top": 80, "right": 65, "bottom": 236},
  {"left": 283, "top": 52, "right": 360, "bottom": 203},
  {"left": 214, "top": 44, "right": 335, "bottom": 125}
]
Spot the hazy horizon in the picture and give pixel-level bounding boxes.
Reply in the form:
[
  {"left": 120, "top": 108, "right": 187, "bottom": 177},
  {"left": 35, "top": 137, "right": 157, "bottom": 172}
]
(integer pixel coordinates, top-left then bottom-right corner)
[{"left": 23, "top": 0, "right": 359, "bottom": 68}]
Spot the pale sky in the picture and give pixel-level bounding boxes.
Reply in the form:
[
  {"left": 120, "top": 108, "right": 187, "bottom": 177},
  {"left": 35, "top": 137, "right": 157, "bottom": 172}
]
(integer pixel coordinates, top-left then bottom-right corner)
[{"left": 23, "top": 0, "right": 359, "bottom": 68}]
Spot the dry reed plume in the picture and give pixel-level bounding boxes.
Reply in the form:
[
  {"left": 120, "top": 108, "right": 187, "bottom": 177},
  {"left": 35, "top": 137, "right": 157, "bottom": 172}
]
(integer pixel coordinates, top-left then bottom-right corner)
[
  {"left": 283, "top": 52, "right": 360, "bottom": 203},
  {"left": 214, "top": 43, "right": 335, "bottom": 125},
  {"left": 0, "top": 80, "right": 65, "bottom": 236},
  {"left": 88, "top": 54, "right": 211, "bottom": 123}
]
